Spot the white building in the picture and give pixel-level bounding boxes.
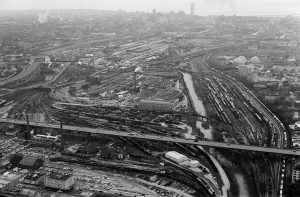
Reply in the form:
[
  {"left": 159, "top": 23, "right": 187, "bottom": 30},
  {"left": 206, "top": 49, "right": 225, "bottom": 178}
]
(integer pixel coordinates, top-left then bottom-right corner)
[
  {"left": 189, "top": 160, "right": 200, "bottom": 168},
  {"left": 44, "top": 56, "right": 51, "bottom": 64},
  {"left": 165, "top": 151, "right": 189, "bottom": 163},
  {"left": 165, "top": 151, "right": 201, "bottom": 168}
]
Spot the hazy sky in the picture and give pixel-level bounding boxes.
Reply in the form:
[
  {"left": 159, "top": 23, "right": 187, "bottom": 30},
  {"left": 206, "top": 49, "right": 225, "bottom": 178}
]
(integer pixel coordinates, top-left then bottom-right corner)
[{"left": 0, "top": 0, "right": 299, "bottom": 15}]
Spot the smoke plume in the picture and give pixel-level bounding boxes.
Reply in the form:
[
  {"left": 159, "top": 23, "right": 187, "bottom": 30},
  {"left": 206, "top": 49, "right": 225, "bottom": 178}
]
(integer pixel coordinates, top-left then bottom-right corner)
[{"left": 38, "top": 10, "right": 50, "bottom": 23}]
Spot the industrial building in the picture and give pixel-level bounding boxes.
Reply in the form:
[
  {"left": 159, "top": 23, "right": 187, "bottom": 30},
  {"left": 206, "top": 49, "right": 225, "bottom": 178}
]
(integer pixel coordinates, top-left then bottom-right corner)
[
  {"left": 45, "top": 173, "right": 74, "bottom": 190},
  {"left": 189, "top": 160, "right": 200, "bottom": 168},
  {"left": 139, "top": 99, "right": 171, "bottom": 111},
  {"left": 165, "top": 151, "right": 201, "bottom": 167},
  {"left": 190, "top": 2, "right": 195, "bottom": 16},
  {"left": 165, "top": 151, "right": 189, "bottom": 163},
  {"left": 22, "top": 172, "right": 46, "bottom": 185},
  {"left": 18, "top": 156, "right": 43, "bottom": 170}
]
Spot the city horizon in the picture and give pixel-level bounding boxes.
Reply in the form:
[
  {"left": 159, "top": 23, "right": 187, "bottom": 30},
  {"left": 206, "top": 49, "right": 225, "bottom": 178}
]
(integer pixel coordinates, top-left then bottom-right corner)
[
  {"left": 0, "top": 0, "right": 299, "bottom": 16},
  {"left": 0, "top": 8, "right": 299, "bottom": 17}
]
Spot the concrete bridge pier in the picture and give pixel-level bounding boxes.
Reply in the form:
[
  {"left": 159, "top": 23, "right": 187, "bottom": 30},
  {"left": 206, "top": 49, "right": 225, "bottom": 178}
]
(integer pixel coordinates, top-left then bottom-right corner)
[{"left": 25, "top": 114, "right": 31, "bottom": 140}]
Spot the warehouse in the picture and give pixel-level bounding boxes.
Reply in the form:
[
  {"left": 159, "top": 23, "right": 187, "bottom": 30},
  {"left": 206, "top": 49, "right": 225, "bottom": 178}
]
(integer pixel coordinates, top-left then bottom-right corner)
[
  {"left": 139, "top": 99, "right": 171, "bottom": 111},
  {"left": 45, "top": 173, "right": 74, "bottom": 190},
  {"left": 189, "top": 160, "right": 200, "bottom": 168},
  {"left": 165, "top": 151, "right": 188, "bottom": 163}
]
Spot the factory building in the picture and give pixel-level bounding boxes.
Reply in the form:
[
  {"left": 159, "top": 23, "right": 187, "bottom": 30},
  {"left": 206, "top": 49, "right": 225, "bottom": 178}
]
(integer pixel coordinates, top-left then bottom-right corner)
[
  {"left": 139, "top": 99, "right": 171, "bottom": 111},
  {"left": 45, "top": 173, "right": 74, "bottom": 190},
  {"left": 190, "top": 2, "right": 195, "bottom": 16}
]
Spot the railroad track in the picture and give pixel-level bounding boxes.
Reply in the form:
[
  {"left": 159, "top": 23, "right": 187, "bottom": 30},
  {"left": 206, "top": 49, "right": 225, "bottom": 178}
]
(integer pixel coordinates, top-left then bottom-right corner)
[{"left": 203, "top": 55, "right": 286, "bottom": 197}]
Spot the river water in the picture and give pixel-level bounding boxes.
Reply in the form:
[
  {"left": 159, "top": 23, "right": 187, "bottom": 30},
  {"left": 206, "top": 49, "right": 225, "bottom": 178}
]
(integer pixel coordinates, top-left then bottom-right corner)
[
  {"left": 182, "top": 72, "right": 250, "bottom": 197},
  {"left": 182, "top": 73, "right": 206, "bottom": 115},
  {"left": 182, "top": 73, "right": 213, "bottom": 140},
  {"left": 234, "top": 173, "right": 249, "bottom": 197}
]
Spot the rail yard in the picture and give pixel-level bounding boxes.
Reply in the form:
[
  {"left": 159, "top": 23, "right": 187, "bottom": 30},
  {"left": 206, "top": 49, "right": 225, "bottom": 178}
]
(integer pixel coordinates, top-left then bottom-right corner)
[{"left": 0, "top": 8, "right": 299, "bottom": 197}]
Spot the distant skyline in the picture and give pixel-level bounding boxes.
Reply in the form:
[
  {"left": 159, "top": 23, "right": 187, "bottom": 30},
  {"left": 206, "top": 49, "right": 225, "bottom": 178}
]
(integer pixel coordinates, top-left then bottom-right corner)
[{"left": 0, "top": 0, "right": 299, "bottom": 16}]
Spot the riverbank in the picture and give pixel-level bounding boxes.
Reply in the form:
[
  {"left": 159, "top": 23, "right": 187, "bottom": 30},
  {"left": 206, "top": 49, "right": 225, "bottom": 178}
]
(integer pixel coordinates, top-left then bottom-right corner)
[
  {"left": 191, "top": 74, "right": 223, "bottom": 142},
  {"left": 182, "top": 73, "right": 213, "bottom": 140},
  {"left": 182, "top": 72, "right": 231, "bottom": 196},
  {"left": 186, "top": 72, "right": 254, "bottom": 197}
]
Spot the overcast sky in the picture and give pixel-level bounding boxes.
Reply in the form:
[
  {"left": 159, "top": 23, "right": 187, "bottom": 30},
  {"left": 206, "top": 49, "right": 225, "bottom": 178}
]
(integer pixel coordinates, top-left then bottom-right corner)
[{"left": 0, "top": 0, "right": 299, "bottom": 16}]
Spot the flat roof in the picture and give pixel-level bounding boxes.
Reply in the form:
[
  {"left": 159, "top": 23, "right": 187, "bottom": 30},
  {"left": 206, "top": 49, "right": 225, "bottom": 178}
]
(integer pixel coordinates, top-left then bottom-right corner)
[
  {"left": 48, "top": 173, "right": 72, "bottom": 181},
  {"left": 24, "top": 172, "right": 45, "bottom": 181},
  {"left": 140, "top": 99, "right": 170, "bottom": 104},
  {"left": 165, "top": 151, "right": 188, "bottom": 160},
  {"left": 190, "top": 160, "right": 200, "bottom": 164}
]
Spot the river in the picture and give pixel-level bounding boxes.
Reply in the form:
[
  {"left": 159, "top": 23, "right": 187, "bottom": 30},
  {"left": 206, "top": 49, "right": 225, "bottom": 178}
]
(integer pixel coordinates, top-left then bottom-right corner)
[
  {"left": 182, "top": 73, "right": 206, "bottom": 116},
  {"left": 183, "top": 73, "right": 230, "bottom": 196},
  {"left": 234, "top": 173, "right": 249, "bottom": 197},
  {"left": 182, "top": 73, "right": 213, "bottom": 139},
  {"left": 182, "top": 72, "right": 251, "bottom": 197}
]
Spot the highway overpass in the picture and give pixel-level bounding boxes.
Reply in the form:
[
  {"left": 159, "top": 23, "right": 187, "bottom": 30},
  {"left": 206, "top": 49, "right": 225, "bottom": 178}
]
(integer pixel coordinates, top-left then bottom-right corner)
[{"left": 0, "top": 118, "right": 299, "bottom": 156}]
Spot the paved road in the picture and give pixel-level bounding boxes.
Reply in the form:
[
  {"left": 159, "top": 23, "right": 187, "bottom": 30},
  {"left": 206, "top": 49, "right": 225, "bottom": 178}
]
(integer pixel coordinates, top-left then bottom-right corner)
[
  {"left": 0, "top": 118, "right": 299, "bottom": 156},
  {"left": 0, "top": 61, "right": 39, "bottom": 86}
]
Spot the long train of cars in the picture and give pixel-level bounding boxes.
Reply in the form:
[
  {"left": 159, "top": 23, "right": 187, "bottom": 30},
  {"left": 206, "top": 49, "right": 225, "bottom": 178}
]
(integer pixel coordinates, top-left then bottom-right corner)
[{"left": 198, "top": 72, "right": 288, "bottom": 148}]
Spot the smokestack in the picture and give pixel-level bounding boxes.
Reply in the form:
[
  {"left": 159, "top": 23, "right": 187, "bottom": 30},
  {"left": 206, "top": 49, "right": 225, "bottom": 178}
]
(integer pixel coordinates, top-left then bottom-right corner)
[{"left": 190, "top": 2, "right": 195, "bottom": 16}]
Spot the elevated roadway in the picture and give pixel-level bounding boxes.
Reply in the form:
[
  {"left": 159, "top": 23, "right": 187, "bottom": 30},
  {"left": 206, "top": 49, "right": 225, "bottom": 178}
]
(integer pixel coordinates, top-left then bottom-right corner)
[{"left": 0, "top": 118, "right": 299, "bottom": 156}]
